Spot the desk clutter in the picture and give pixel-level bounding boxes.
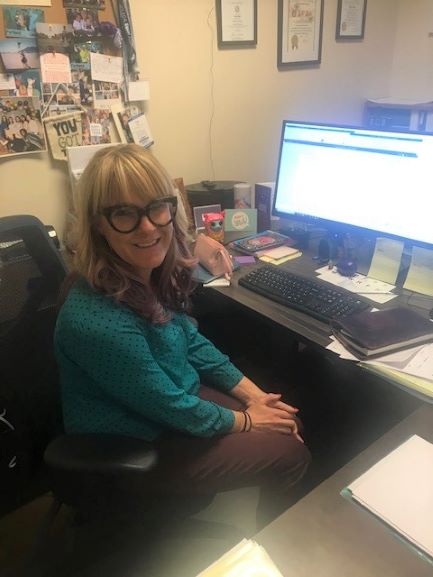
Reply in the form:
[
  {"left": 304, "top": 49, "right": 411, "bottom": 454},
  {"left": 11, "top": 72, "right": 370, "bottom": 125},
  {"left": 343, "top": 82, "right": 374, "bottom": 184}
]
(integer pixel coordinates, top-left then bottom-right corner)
[
  {"left": 322, "top": 242, "right": 433, "bottom": 399},
  {"left": 328, "top": 315, "right": 433, "bottom": 400},
  {"left": 325, "top": 241, "right": 433, "bottom": 397}
]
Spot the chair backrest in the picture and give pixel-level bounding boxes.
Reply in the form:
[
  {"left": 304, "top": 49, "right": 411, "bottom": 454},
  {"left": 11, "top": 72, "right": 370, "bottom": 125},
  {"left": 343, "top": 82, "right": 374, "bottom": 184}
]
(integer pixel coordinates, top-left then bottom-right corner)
[{"left": 0, "top": 215, "right": 68, "bottom": 516}]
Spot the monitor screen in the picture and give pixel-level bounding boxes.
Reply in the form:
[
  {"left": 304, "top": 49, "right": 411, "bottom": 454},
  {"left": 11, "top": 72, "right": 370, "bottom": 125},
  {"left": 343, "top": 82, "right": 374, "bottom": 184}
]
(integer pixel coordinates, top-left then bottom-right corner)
[{"left": 273, "top": 120, "right": 433, "bottom": 247}]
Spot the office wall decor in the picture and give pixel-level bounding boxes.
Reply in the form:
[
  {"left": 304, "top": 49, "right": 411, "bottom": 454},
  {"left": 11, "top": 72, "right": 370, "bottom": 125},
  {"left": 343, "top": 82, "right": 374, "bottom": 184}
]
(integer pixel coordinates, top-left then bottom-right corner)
[
  {"left": 336, "top": 0, "right": 367, "bottom": 40},
  {"left": 0, "top": 0, "right": 151, "bottom": 161},
  {"left": 277, "top": 0, "right": 323, "bottom": 68},
  {"left": 216, "top": 0, "right": 257, "bottom": 48}
]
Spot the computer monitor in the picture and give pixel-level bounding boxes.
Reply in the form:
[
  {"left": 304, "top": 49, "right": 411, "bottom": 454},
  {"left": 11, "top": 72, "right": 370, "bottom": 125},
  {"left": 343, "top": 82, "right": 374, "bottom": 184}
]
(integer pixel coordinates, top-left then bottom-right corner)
[{"left": 273, "top": 120, "right": 433, "bottom": 248}]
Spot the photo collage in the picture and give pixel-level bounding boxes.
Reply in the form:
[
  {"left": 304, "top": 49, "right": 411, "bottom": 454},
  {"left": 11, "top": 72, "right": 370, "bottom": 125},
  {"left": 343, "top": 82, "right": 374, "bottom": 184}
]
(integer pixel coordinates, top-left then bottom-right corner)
[{"left": 0, "top": 0, "right": 147, "bottom": 158}]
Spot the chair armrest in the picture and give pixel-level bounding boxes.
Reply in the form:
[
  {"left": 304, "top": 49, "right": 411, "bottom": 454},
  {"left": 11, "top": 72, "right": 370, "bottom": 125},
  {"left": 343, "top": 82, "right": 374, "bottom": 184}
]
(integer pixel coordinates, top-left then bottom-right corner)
[{"left": 44, "top": 434, "right": 157, "bottom": 476}]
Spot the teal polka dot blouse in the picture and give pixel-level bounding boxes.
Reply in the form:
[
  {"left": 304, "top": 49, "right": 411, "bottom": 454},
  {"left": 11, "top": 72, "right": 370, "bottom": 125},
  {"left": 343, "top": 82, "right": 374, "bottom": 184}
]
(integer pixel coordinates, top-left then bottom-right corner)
[{"left": 54, "top": 282, "right": 242, "bottom": 441}]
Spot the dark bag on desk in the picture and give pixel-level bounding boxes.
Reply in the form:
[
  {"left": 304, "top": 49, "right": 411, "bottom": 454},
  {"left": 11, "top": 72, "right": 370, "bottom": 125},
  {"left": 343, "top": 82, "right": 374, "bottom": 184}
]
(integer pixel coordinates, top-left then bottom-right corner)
[{"left": 331, "top": 307, "right": 433, "bottom": 359}]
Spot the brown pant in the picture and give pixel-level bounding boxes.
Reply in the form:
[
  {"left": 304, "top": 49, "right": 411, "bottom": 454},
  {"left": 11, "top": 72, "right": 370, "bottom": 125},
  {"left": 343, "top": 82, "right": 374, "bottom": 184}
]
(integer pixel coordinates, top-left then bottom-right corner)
[{"left": 139, "top": 385, "right": 311, "bottom": 527}]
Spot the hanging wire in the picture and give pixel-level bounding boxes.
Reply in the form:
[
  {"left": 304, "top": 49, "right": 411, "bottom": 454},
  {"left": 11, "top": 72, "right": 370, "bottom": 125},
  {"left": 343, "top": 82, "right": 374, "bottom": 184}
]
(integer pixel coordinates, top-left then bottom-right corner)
[{"left": 206, "top": 3, "right": 216, "bottom": 181}]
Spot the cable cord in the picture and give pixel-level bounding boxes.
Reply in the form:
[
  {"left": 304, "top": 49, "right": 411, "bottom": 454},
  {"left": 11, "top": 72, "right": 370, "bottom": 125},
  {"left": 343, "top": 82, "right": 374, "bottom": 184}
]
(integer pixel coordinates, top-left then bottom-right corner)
[{"left": 206, "top": 2, "right": 216, "bottom": 181}]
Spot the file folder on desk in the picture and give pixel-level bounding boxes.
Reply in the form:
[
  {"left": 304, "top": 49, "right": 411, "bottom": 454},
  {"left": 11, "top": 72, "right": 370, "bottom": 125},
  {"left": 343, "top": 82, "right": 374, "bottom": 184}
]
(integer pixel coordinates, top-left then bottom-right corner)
[
  {"left": 342, "top": 435, "right": 433, "bottom": 566},
  {"left": 360, "top": 362, "right": 433, "bottom": 402}
]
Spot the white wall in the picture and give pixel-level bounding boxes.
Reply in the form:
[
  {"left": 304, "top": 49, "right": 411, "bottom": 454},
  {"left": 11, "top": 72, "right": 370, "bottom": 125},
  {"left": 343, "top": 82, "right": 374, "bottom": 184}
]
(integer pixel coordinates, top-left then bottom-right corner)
[
  {"left": 0, "top": 0, "right": 403, "bottom": 240},
  {"left": 390, "top": 0, "right": 433, "bottom": 99}
]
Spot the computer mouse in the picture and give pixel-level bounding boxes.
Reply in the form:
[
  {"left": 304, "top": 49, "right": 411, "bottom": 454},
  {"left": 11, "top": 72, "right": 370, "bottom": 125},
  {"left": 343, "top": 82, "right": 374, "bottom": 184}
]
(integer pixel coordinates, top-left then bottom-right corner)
[{"left": 336, "top": 258, "right": 357, "bottom": 277}]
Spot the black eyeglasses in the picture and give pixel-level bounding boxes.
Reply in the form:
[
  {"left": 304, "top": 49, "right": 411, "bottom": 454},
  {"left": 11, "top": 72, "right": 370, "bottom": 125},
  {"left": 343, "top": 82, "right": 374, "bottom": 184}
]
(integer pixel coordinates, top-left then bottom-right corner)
[{"left": 101, "top": 196, "right": 178, "bottom": 233}]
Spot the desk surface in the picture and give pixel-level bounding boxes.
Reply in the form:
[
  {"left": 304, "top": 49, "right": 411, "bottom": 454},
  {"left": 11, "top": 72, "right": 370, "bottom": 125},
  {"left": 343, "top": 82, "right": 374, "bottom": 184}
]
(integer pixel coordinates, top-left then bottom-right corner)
[
  {"left": 214, "top": 253, "right": 335, "bottom": 347},
  {"left": 201, "top": 249, "right": 433, "bottom": 399},
  {"left": 256, "top": 404, "right": 433, "bottom": 577}
]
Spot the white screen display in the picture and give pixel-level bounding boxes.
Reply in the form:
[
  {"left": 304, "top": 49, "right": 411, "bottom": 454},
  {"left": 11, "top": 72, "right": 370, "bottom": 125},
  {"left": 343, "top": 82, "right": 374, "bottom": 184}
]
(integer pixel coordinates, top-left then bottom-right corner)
[{"left": 274, "top": 121, "right": 433, "bottom": 246}]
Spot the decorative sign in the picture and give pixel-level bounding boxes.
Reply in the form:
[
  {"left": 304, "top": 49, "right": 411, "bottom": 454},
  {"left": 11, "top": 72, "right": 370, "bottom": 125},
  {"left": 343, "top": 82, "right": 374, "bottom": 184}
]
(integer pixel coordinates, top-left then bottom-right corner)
[
  {"left": 44, "top": 111, "right": 83, "bottom": 161},
  {"left": 224, "top": 209, "right": 257, "bottom": 233}
]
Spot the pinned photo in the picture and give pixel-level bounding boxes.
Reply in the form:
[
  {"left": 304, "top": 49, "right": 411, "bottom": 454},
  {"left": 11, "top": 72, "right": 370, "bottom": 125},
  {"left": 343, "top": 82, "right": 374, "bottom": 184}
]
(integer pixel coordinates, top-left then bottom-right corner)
[
  {"left": 92, "top": 80, "right": 120, "bottom": 108},
  {"left": 12, "top": 70, "right": 42, "bottom": 98},
  {"left": 71, "top": 67, "right": 93, "bottom": 105},
  {"left": 35, "top": 23, "right": 75, "bottom": 55},
  {"left": 112, "top": 102, "right": 143, "bottom": 143},
  {"left": 0, "top": 96, "right": 46, "bottom": 157},
  {"left": 82, "top": 108, "right": 112, "bottom": 145},
  {"left": 3, "top": 7, "right": 45, "bottom": 38},
  {"left": 70, "top": 40, "right": 102, "bottom": 68},
  {"left": 0, "top": 39, "right": 40, "bottom": 72},
  {"left": 66, "top": 8, "right": 99, "bottom": 37},
  {"left": 42, "top": 82, "right": 81, "bottom": 117}
]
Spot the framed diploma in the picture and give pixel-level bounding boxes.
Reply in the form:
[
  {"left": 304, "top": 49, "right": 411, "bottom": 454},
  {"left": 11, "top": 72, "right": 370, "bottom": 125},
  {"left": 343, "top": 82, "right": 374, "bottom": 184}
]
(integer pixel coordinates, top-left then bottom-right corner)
[
  {"left": 216, "top": 0, "right": 257, "bottom": 47},
  {"left": 277, "top": 0, "right": 324, "bottom": 68},
  {"left": 336, "top": 0, "right": 367, "bottom": 40}
]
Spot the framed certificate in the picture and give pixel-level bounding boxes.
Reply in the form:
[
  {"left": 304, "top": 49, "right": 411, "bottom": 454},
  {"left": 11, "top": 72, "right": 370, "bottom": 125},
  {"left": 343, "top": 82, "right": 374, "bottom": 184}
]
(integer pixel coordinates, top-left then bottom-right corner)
[
  {"left": 336, "top": 0, "right": 367, "bottom": 40},
  {"left": 277, "top": 0, "right": 324, "bottom": 68},
  {"left": 216, "top": 0, "right": 257, "bottom": 48}
]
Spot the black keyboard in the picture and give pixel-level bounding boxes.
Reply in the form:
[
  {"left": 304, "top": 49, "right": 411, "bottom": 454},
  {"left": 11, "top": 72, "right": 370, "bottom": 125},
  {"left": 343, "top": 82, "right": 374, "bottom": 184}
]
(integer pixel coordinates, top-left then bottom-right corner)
[{"left": 238, "top": 265, "right": 371, "bottom": 322}]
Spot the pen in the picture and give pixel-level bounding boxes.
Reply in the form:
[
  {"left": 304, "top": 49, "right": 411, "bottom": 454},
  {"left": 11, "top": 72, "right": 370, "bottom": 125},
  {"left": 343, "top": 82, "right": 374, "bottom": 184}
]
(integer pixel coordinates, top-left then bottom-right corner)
[{"left": 357, "top": 291, "right": 395, "bottom": 295}]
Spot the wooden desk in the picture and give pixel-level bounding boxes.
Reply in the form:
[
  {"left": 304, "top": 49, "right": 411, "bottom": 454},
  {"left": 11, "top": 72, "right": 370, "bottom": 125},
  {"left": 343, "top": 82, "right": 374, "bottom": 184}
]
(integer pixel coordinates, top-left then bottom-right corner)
[{"left": 256, "top": 404, "right": 433, "bottom": 577}]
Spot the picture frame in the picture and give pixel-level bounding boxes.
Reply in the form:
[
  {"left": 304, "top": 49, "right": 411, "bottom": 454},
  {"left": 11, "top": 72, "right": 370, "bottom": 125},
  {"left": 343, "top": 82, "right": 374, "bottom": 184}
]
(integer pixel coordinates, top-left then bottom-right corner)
[
  {"left": 336, "top": 0, "right": 367, "bottom": 40},
  {"left": 216, "top": 0, "right": 257, "bottom": 48},
  {"left": 193, "top": 204, "right": 222, "bottom": 231},
  {"left": 277, "top": 0, "right": 324, "bottom": 68}
]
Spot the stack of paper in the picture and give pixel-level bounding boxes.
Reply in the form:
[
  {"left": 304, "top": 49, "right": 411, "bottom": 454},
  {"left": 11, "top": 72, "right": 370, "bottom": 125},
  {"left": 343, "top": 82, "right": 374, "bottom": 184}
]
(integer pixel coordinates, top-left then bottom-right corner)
[
  {"left": 195, "top": 539, "right": 283, "bottom": 577},
  {"left": 344, "top": 435, "right": 433, "bottom": 561},
  {"left": 327, "top": 334, "right": 433, "bottom": 398},
  {"left": 258, "top": 245, "right": 302, "bottom": 265}
]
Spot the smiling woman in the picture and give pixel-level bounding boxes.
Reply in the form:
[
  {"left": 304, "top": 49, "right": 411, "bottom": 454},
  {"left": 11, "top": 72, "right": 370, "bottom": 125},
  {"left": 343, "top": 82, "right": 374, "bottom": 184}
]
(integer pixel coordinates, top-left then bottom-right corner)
[
  {"left": 54, "top": 144, "right": 310, "bottom": 528},
  {"left": 72, "top": 144, "right": 194, "bottom": 321}
]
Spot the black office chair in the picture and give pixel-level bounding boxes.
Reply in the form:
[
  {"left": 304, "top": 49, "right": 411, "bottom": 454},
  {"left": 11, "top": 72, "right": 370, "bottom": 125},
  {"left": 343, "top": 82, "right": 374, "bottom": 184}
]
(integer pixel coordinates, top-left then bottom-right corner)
[
  {"left": 1, "top": 215, "right": 244, "bottom": 577},
  {"left": 0, "top": 215, "right": 158, "bottom": 547}
]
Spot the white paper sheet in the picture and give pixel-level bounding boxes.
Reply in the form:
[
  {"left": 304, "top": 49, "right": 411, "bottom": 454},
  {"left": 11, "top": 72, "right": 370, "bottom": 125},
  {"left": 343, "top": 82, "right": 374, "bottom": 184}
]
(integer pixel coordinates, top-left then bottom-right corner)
[
  {"left": 403, "top": 246, "right": 433, "bottom": 297},
  {"left": 90, "top": 53, "right": 123, "bottom": 84},
  {"left": 0, "top": 72, "right": 15, "bottom": 90},
  {"left": 128, "top": 80, "right": 150, "bottom": 101},
  {"left": 347, "top": 435, "right": 433, "bottom": 559},
  {"left": 368, "top": 237, "right": 404, "bottom": 285},
  {"left": 316, "top": 266, "right": 397, "bottom": 304}
]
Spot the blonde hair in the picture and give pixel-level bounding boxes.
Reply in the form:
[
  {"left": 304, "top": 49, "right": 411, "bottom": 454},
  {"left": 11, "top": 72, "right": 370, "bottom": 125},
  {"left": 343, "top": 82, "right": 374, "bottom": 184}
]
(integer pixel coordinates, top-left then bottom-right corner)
[{"left": 72, "top": 144, "right": 196, "bottom": 322}]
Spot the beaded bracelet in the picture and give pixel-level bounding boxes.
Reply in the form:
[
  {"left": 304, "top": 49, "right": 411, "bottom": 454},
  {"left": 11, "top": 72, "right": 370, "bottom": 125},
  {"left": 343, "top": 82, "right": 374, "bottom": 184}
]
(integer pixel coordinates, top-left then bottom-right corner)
[
  {"left": 244, "top": 410, "right": 252, "bottom": 432},
  {"left": 241, "top": 410, "right": 248, "bottom": 432},
  {"left": 241, "top": 410, "right": 252, "bottom": 432}
]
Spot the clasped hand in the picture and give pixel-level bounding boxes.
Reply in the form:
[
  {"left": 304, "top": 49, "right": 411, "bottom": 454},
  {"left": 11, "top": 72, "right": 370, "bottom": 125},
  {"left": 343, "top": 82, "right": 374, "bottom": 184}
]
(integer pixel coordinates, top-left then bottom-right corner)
[{"left": 246, "top": 393, "right": 304, "bottom": 443}]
